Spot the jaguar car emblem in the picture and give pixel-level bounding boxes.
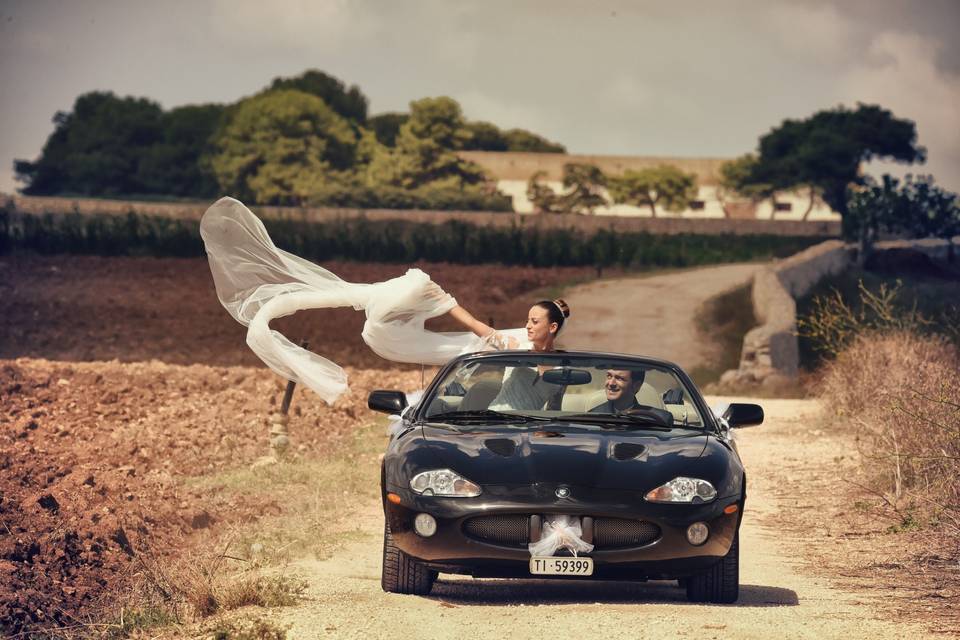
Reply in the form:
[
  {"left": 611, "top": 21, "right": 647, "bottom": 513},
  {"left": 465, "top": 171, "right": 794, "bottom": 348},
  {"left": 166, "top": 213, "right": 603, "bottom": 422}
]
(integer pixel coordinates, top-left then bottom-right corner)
[{"left": 555, "top": 486, "right": 571, "bottom": 498}]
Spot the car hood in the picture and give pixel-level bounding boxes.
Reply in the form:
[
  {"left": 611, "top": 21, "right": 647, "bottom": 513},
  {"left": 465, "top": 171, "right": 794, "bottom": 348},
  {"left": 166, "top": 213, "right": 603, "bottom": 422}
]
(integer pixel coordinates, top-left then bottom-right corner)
[{"left": 420, "top": 422, "right": 709, "bottom": 490}]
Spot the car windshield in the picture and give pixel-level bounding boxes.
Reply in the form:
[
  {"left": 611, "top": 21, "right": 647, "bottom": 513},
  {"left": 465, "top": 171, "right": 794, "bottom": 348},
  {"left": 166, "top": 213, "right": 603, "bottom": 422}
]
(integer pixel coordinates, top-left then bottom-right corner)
[{"left": 421, "top": 354, "right": 706, "bottom": 429}]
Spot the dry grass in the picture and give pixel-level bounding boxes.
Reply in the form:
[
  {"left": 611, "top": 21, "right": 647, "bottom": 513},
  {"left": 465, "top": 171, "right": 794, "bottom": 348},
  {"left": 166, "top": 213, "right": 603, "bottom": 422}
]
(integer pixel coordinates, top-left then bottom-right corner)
[
  {"left": 90, "top": 414, "right": 389, "bottom": 637},
  {"left": 208, "top": 617, "right": 289, "bottom": 640},
  {"left": 179, "top": 563, "right": 307, "bottom": 618},
  {"left": 819, "top": 331, "right": 960, "bottom": 538},
  {"left": 182, "top": 414, "right": 388, "bottom": 566},
  {"left": 127, "top": 414, "right": 386, "bottom": 634},
  {"left": 802, "top": 276, "right": 960, "bottom": 537},
  {"left": 95, "top": 543, "right": 306, "bottom": 636}
]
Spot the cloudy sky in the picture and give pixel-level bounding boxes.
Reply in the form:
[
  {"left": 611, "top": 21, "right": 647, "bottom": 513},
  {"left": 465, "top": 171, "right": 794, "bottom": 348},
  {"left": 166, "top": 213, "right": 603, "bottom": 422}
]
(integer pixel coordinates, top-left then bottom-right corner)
[{"left": 1, "top": 0, "right": 958, "bottom": 194}]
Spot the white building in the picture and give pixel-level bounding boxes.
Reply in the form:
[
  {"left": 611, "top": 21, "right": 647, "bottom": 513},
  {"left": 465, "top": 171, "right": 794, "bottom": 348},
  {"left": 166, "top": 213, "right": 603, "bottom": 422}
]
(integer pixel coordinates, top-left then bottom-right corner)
[{"left": 459, "top": 151, "right": 840, "bottom": 221}]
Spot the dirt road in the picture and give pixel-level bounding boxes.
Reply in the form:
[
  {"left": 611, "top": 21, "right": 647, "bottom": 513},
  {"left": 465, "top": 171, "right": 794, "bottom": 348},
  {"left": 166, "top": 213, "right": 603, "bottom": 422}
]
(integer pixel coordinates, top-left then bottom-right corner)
[
  {"left": 559, "top": 262, "right": 761, "bottom": 370},
  {"left": 270, "top": 398, "right": 932, "bottom": 639},
  {"left": 265, "top": 262, "right": 934, "bottom": 638}
]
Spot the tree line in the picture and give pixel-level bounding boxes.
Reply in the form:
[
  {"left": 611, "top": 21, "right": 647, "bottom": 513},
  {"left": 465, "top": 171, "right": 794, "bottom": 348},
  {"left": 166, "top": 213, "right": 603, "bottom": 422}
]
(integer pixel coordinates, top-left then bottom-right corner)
[
  {"left": 14, "top": 70, "right": 565, "bottom": 211},
  {"left": 527, "top": 104, "right": 958, "bottom": 260},
  {"left": 14, "top": 75, "right": 959, "bottom": 259}
]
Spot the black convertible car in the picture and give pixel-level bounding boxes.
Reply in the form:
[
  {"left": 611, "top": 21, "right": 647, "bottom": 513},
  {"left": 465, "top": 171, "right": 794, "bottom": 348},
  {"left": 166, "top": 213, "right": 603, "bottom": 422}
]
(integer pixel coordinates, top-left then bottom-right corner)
[{"left": 369, "top": 351, "right": 763, "bottom": 603}]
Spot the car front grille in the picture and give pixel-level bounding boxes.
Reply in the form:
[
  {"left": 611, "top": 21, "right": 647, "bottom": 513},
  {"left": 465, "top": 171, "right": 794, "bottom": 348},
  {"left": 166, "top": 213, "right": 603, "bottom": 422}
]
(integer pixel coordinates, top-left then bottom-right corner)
[
  {"left": 461, "top": 515, "right": 661, "bottom": 549},
  {"left": 463, "top": 514, "right": 531, "bottom": 547},
  {"left": 592, "top": 517, "right": 661, "bottom": 549}
]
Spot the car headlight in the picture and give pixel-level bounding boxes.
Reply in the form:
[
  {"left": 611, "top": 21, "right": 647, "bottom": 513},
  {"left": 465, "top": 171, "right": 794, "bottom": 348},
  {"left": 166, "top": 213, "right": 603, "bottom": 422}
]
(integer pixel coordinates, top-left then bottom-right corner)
[
  {"left": 409, "top": 469, "right": 482, "bottom": 497},
  {"left": 644, "top": 477, "right": 717, "bottom": 503}
]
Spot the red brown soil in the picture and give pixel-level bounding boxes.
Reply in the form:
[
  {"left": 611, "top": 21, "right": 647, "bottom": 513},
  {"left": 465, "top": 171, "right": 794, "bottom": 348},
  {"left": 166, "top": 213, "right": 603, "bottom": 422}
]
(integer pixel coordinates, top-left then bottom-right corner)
[
  {"left": 0, "top": 255, "right": 597, "bottom": 367},
  {"left": 0, "top": 255, "right": 597, "bottom": 635}
]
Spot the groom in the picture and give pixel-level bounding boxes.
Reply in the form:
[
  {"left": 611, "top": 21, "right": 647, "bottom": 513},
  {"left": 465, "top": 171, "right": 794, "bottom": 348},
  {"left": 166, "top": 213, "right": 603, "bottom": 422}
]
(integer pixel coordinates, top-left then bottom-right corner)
[{"left": 589, "top": 369, "right": 645, "bottom": 413}]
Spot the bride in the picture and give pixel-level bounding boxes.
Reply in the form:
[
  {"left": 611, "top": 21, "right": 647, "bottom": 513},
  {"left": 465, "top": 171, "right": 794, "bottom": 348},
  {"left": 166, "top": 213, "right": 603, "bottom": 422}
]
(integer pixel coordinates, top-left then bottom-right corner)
[{"left": 199, "top": 197, "right": 571, "bottom": 404}]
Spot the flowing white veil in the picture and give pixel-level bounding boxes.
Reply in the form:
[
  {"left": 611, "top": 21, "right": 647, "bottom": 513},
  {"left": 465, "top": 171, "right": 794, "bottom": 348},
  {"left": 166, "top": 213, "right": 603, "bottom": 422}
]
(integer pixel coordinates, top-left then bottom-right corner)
[{"left": 199, "top": 197, "right": 525, "bottom": 403}]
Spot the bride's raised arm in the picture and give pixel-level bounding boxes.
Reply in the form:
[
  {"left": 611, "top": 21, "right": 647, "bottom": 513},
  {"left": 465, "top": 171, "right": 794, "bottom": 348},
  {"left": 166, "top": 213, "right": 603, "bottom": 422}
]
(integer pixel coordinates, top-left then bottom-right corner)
[{"left": 447, "top": 304, "right": 494, "bottom": 338}]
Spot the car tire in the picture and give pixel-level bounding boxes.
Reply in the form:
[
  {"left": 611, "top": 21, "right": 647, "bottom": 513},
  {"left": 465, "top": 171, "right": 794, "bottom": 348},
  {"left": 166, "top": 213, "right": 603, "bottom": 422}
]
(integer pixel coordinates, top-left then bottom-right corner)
[
  {"left": 686, "top": 531, "right": 739, "bottom": 604},
  {"left": 381, "top": 519, "right": 436, "bottom": 595}
]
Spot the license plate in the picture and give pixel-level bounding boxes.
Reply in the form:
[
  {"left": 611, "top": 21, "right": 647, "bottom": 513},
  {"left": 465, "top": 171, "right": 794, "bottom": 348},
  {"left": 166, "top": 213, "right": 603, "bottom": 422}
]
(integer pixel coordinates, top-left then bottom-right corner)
[{"left": 529, "top": 556, "right": 594, "bottom": 576}]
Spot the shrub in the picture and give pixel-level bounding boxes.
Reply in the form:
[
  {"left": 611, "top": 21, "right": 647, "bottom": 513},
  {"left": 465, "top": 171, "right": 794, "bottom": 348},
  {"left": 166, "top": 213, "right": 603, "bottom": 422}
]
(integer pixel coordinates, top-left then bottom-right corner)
[
  {"left": 797, "top": 276, "right": 960, "bottom": 368},
  {"left": 797, "top": 279, "right": 930, "bottom": 358},
  {"left": 819, "top": 331, "right": 960, "bottom": 534},
  {"left": 308, "top": 182, "right": 514, "bottom": 211}
]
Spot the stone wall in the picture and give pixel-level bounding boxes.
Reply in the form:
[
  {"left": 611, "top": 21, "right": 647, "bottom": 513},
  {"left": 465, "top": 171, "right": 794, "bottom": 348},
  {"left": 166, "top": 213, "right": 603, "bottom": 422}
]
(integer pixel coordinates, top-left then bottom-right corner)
[
  {"left": 722, "top": 237, "right": 959, "bottom": 388},
  {"left": 2, "top": 193, "right": 841, "bottom": 237}
]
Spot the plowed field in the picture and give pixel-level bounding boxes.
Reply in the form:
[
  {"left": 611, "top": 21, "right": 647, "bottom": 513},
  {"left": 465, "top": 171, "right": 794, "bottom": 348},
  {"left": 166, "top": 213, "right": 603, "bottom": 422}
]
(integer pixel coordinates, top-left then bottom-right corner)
[{"left": 0, "top": 255, "right": 596, "bottom": 635}]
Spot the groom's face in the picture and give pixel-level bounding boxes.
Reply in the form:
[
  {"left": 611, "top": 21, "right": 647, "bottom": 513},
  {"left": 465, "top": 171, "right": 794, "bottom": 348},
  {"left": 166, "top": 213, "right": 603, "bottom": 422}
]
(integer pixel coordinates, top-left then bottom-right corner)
[{"left": 605, "top": 369, "right": 639, "bottom": 404}]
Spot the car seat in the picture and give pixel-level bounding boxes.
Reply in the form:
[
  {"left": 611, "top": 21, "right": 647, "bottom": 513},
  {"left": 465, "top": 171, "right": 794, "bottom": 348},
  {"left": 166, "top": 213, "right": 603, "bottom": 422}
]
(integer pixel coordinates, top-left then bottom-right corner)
[{"left": 460, "top": 379, "right": 503, "bottom": 411}]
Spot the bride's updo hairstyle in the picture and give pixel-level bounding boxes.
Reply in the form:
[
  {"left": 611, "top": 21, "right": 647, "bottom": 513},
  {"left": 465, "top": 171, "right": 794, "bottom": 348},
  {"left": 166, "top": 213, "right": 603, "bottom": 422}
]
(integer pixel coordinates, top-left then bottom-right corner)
[{"left": 535, "top": 298, "right": 571, "bottom": 334}]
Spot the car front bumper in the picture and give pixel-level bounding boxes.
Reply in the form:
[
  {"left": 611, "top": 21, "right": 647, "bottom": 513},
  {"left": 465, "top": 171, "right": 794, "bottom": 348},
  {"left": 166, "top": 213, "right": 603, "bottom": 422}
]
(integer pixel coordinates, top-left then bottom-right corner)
[{"left": 383, "top": 485, "right": 742, "bottom": 580}]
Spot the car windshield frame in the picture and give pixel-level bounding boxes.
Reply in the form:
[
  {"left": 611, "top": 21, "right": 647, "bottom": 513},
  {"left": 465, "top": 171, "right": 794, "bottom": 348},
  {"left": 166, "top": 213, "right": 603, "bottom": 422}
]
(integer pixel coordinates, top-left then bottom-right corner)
[{"left": 413, "top": 351, "right": 717, "bottom": 432}]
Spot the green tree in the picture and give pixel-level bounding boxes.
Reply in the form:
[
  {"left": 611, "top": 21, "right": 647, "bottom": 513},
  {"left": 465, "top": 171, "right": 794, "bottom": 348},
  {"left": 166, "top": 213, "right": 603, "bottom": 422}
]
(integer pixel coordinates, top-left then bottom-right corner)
[
  {"left": 367, "top": 112, "right": 408, "bottom": 147},
  {"left": 899, "top": 175, "right": 960, "bottom": 262},
  {"left": 136, "top": 104, "right": 225, "bottom": 198},
  {"left": 462, "top": 121, "right": 509, "bottom": 151},
  {"left": 846, "top": 175, "right": 903, "bottom": 266},
  {"left": 525, "top": 164, "right": 607, "bottom": 214},
  {"left": 365, "top": 97, "right": 488, "bottom": 190},
  {"left": 559, "top": 163, "right": 608, "bottom": 214},
  {"left": 846, "top": 173, "right": 959, "bottom": 266},
  {"left": 526, "top": 170, "right": 564, "bottom": 213},
  {"left": 608, "top": 164, "right": 697, "bottom": 217},
  {"left": 503, "top": 128, "right": 566, "bottom": 153},
  {"left": 716, "top": 154, "right": 782, "bottom": 217},
  {"left": 403, "top": 97, "right": 471, "bottom": 149},
  {"left": 15, "top": 91, "right": 164, "bottom": 196},
  {"left": 209, "top": 90, "right": 357, "bottom": 205},
  {"left": 751, "top": 104, "right": 926, "bottom": 219},
  {"left": 267, "top": 69, "right": 368, "bottom": 123}
]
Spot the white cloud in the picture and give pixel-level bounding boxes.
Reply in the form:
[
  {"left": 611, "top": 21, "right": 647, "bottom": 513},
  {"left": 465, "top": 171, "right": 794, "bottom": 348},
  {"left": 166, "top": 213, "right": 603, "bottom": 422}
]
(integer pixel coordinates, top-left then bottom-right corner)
[
  {"left": 763, "top": 2, "right": 855, "bottom": 63},
  {"left": 455, "top": 89, "right": 556, "bottom": 132},
  {"left": 0, "top": 27, "right": 57, "bottom": 55},
  {"left": 842, "top": 31, "right": 960, "bottom": 189},
  {"left": 208, "top": 0, "right": 374, "bottom": 51},
  {"left": 600, "top": 75, "right": 652, "bottom": 110}
]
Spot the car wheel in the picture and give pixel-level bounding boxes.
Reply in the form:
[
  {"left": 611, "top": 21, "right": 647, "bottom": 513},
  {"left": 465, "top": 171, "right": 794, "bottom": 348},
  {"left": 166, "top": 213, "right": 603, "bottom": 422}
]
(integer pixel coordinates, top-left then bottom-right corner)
[
  {"left": 381, "top": 519, "right": 436, "bottom": 595},
  {"left": 686, "top": 531, "right": 739, "bottom": 604}
]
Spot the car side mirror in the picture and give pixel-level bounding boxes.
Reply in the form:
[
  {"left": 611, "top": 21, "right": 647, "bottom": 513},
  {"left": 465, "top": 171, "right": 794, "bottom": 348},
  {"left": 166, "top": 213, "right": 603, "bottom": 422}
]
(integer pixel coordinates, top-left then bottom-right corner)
[
  {"left": 368, "top": 390, "right": 408, "bottom": 414},
  {"left": 722, "top": 403, "right": 764, "bottom": 428}
]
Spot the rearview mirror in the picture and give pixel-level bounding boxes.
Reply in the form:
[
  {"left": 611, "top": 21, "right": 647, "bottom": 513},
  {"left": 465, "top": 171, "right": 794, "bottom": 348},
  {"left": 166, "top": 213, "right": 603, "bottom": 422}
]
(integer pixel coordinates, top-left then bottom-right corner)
[
  {"left": 368, "top": 390, "right": 408, "bottom": 414},
  {"left": 722, "top": 403, "right": 764, "bottom": 428},
  {"left": 542, "top": 368, "right": 592, "bottom": 386}
]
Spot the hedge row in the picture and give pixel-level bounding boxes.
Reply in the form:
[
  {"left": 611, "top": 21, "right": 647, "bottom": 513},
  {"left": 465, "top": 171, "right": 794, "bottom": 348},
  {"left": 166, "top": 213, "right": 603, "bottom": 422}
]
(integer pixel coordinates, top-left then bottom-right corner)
[{"left": 0, "top": 207, "right": 828, "bottom": 268}]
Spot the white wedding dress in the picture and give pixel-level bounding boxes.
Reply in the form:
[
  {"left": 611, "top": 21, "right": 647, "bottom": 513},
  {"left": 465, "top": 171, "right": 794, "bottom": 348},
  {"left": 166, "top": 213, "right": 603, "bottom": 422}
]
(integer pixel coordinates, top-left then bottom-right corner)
[{"left": 199, "top": 197, "right": 528, "bottom": 403}]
